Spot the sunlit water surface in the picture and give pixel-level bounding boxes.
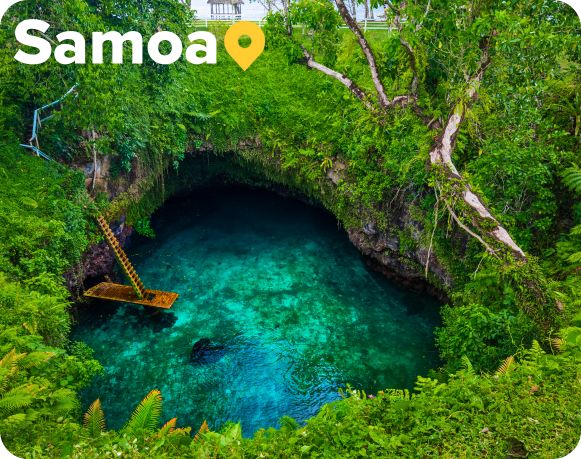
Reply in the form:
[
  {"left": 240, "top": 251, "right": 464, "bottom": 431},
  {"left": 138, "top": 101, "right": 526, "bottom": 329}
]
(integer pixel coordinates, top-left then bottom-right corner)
[{"left": 72, "top": 187, "right": 440, "bottom": 435}]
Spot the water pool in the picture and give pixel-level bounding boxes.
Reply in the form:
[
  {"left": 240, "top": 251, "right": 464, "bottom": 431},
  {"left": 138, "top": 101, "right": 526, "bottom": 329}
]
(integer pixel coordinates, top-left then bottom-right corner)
[{"left": 72, "top": 186, "right": 440, "bottom": 435}]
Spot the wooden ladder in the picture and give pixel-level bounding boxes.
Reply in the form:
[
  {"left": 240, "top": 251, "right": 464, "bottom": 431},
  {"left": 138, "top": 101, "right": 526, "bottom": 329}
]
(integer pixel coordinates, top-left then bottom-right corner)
[{"left": 96, "top": 214, "right": 146, "bottom": 300}]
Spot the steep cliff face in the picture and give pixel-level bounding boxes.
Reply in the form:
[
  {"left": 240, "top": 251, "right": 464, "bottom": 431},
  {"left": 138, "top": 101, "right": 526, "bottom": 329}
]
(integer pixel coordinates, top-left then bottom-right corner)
[
  {"left": 72, "top": 150, "right": 451, "bottom": 300},
  {"left": 348, "top": 225, "right": 451, "bottom": 299},
  {"left": 66, "top": 216, "right": 134, "bottom": 297},
  {"left": 324, "top": 159, "right": 452, "bottom": 296}
]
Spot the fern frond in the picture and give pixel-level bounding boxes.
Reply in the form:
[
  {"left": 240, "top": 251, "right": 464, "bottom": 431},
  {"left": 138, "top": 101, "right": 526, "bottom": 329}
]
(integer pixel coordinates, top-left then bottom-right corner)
[
  {"left": 460, "top": 355, "right": 475, "bottom": 375},
  {"left": 0, "top": 384, "right": 40, "bottom": 416},
  {"left": 122, "top": 390, "right": 162, "bottom": 434},
  {"left": 19, "top": 352, "right": 55, "bottom": 370},
  {"left": 51, "top": 388, "right": 79, "bottom": 414},
  {"left": 567, "top": 251, "right": 581, "bottom": 264},
  {"left": 0, "top": 373, "right": 9, "bottom": 393},
  {"left": 495, "top": 356, "right": 514, "bottom": 376},
  {"left": 158, "top": 417, "right": 177, "bottom": 436},
  {"left": 170, "top": 427, "right": 191, "bottom": 436},
  {"left": 381, "top": 389, "right": 411, "bottom": 400},
  {"left": 194, "top": 420, "right": 209, "bottom": 443},
  {"left": 84, "top": 399, "right": 106, "bottom": 437},
  {"left": 0, "top": 349, "right": 25, "bottom": 375},
  {"left": 22, "top": 322, "right": 37, "bottom": 335},
  {"left": 563, "top": 165, "right": 581, "bottom": 194},
  {"left": 530, "top": 340, "right": 545, "bottom": 357},
  {"left": 5, "top": 413, "right": 27, "bottom": 424},
  {"left": 0, "top": 349, "right": 26, "bottom": 392},
  {"left": 550, "top": 337, "right": 563, "bottom": 353},
  {"left": 0, "top": 349, "right": 25, "bottom": 368}
]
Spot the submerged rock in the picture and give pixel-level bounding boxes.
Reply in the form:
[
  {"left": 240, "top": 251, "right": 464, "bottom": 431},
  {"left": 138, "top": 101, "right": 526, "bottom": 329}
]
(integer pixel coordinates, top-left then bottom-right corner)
[{"left": 190, "top": 338, "right": 226, "bottom": 365}]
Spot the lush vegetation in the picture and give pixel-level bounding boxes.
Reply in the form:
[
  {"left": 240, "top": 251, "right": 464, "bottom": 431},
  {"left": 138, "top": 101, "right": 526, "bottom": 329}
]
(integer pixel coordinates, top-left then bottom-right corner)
[{"left": 0, "top": 0, "right": 579, "bottom": 457}]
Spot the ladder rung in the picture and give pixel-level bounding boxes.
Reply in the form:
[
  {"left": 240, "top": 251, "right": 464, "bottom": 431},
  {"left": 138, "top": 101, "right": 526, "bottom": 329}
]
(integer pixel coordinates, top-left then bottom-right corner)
[{"left": 96, "top": 214, "right": 147, "bottom": 295}]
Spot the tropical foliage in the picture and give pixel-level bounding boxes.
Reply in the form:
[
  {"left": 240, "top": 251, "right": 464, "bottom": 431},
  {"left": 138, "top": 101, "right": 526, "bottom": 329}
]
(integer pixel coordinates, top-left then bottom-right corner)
[{"left": 0, "top": 0, "right": 579, "bottom": 457}]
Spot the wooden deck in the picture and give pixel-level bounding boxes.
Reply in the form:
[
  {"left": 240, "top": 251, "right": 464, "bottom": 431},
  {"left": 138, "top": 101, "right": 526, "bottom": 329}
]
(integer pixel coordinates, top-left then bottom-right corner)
[{"left": 84, "top": 282, "right": 179, "bottom": 309}]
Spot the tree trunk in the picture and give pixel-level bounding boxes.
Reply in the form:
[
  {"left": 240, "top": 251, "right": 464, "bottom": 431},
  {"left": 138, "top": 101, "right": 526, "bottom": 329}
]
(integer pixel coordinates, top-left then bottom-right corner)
[
  {"left": 428, "top": 38, "right": 527, "bottom": 261},
  {"left": 295, "top": 7, "right": 527, "bottom": 263},
  {"left": 281, "top": 0, "right": 292, "bottom": 35},
  {"left": 335, "top": 0, "right": 390, "bottom": 108}
]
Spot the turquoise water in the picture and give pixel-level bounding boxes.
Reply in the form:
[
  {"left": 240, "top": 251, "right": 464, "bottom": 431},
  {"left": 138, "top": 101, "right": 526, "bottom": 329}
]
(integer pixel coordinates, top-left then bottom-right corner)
[{"left": 72, "top": 187, "right": 440, "bottom": 435}]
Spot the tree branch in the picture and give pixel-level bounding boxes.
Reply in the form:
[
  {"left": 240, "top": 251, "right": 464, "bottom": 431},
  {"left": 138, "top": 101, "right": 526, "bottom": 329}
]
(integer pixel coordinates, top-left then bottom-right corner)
[
  {"left": 384, "top": 0, "right": 400, "bottom": 16},
  {"left": 429, "top": 35, "right": 527, "bottom": 262},
  {"left": 444, "top": 200, "right": 499, "bottom": 259},
  {"left": 392, "top": 7, "right": 420, "bottom": 96},
  {"left": 399, "top": 36, "right": 419, "bottom": 96},
  {"left": 334, "top": 0, "right": 391, "bottom": 109},
  {"left": 302, "top": 47, "right": 375, "bottom": 111}
]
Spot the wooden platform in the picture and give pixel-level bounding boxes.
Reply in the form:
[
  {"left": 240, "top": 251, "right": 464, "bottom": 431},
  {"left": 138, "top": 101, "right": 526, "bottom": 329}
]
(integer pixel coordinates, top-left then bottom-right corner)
[{"left": 84, "top": 282, "right": 179, "bottom": 309}]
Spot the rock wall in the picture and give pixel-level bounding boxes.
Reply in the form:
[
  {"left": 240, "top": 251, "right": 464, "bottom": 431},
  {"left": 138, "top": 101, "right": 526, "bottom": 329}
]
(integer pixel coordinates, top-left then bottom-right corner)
[
  {"left": 71, "top": 150, "right": 451, "bottom": 302},
  {"left": 325, "top": 159, "right": 452, "bottom": 298},
  {"left": 348, "top": 226, "right": 451, "bottom": 300},
  {"left": 65, "top": 217, "right": 134, "bottom": 297}
]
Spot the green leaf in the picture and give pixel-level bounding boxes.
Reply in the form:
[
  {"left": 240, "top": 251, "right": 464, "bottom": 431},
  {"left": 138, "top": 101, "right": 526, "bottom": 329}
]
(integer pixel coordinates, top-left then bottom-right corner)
[
  {"left": 122, "top": 389, "right": 163, "bottom": 434},
  {"left": 20, "top": 197, "right": 38, "bottom": 209},
  {"left": 84, "top": 399, "right": 106, "bottom": 437}
]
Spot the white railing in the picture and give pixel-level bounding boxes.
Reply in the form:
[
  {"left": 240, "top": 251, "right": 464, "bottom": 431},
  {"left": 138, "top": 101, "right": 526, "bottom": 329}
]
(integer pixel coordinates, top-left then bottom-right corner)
[{"left": 191, "top": 18, "right": 396, "bottom": 32}]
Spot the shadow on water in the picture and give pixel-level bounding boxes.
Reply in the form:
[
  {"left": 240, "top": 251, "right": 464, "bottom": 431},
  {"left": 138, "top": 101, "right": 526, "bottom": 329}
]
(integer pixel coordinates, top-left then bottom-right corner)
[
  {"left": 72, "top": 185, "right": 441, "bottom": 436},
  {"left": 77, "top": 301, "right": 178, "bottom": 334}
]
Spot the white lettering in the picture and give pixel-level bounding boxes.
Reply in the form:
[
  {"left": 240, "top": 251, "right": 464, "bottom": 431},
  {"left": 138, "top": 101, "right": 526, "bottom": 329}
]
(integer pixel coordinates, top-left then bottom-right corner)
[
  {"left": 148, "top": 32, "right": 183, "bottom": 65},
  {"left": 92, "top": 31, "right": 143, "bottom": 64},
  {"left": 55, "top": 31, "right": 85, "bottom": 64},
  {"left": 14, "top": 19, "right": 51, "bottom": 65},
  {"left": 186, "top": 32, "right": 217, "bottom": 65}
]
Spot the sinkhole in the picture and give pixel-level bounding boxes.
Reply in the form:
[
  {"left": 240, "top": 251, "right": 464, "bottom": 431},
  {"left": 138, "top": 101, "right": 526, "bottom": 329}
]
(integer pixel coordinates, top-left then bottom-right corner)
[{"left": 72, "top": 185, "right": 441, "bottom": 435}]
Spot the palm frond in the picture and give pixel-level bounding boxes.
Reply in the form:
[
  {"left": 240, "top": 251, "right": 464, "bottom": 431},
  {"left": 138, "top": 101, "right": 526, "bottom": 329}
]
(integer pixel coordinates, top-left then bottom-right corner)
[
  {"left": 84, "top": 399, "right": 106, "bottom": 437},
  {"left": 122, "top": 389, "right": 162, "bottom": 434},
  {"left": 495, "top": 356, "right": 514, "bottom": 376},
  {"left": 193, "top": 420, "right": 209, "bottom": 443}
]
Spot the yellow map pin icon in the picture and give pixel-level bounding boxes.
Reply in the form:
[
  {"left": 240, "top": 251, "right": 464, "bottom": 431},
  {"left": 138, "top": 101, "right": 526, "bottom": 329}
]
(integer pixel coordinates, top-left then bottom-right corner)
[{"left": 224, "top": 22, "right": 265, "bottom": 71}]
